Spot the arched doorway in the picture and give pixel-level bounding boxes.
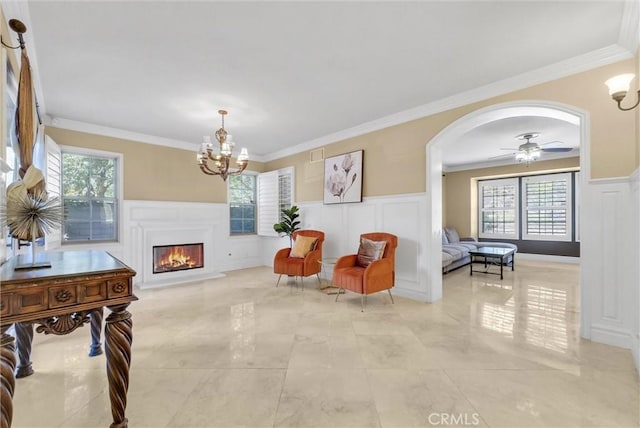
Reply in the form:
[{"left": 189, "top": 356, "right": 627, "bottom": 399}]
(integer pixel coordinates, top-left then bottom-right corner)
[{"left": 423, "top": 101, "right": 589, "bottom": 332}]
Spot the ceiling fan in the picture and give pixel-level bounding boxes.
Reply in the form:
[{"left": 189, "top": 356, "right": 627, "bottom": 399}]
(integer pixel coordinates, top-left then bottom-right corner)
[{"left": 489, "top": 132, "right": 574, "bottom": 163}]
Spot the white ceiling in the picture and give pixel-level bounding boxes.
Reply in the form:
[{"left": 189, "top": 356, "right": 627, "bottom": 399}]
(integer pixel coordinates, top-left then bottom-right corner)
[
  {"left": 442, "top": 115, "right": 580, "bottom": 170},
  {"left": 4, "top": 1, "right": 637, "bottom": 166}
]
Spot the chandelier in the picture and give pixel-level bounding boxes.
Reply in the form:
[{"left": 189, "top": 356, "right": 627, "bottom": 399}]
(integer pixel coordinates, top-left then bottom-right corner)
[{"left": 197, "top": 110, "right": 249, "bottom": 180}]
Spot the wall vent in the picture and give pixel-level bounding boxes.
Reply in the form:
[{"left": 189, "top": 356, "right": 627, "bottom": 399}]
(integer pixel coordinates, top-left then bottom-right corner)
[{"left": 309, "top": 148, "right": 324, "bottom": 163}]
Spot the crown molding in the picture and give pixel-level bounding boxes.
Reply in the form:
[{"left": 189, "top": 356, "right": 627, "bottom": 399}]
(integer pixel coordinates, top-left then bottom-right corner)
[
  {"left": 618, "top": 0, "right": 640, "bottom": 52},
  {"left": 47, "top": 117, "right": 268, "bottom": 162},
  {"left": 263, "top": 43, "right": 632, "bottom": 163}
]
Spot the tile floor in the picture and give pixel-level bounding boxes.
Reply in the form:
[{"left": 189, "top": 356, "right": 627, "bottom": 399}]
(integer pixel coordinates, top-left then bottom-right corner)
[{"left": 10, "top": 260, "right": 640, "bottom": 427}]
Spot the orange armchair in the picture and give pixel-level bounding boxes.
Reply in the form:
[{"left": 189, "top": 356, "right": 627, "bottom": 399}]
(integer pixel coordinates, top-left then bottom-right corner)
[
  {"left": 274, "top": 230, "right": 325, "bottom": 288},
  {"left": 333, "top": 232, "right": 398, "bottom": 311}
]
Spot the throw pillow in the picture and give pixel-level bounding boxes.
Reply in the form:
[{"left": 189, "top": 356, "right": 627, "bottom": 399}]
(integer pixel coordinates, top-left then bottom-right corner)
[
  {"left": 444, "top": 226, "right": 460, "bottom": 243},
  {"left": 356, "top": 237, "right": 387, "bottom": 268},
  {"left": 290, "top": 236, "right": 318, "bottom": 258}
]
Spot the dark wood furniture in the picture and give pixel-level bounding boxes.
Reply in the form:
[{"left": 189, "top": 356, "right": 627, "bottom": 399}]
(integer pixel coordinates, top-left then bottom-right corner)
[
  {"left": 469, "top": 247, "right": 515, "bottom": 280},
  {"left": 0, "top": 250, "right": 137, "bottom": 428}
]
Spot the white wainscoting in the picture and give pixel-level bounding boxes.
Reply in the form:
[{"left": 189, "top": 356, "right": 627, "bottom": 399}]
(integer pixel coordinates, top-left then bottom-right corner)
[
  {"left": 629, "top": 168, "right": 640, "bottom": 373},
  {"left": 261, "top": 193, "right": 429, "bottom": 301},
  {"left": 581, "top": 172, "right": 640, "bottom": 368},
  {"left": 122, "top": 200, "right": 262, "bottom": 289}
]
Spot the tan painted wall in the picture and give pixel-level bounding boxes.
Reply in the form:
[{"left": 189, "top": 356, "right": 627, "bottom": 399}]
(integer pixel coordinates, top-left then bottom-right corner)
[
  {"left": 45, "top": 127, "right": 265, "bottom": 203},
  {"left": 443, "top": 157, "right": 580, "bottom": 238},
  {"left": 265, "top": 58, "right": 638, "bottom": 202}
]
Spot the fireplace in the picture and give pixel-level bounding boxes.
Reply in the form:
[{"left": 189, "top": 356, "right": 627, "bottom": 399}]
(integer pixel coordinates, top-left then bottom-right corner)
[{"left": 153, "top": 243, "right": 204, "bottom": 274}]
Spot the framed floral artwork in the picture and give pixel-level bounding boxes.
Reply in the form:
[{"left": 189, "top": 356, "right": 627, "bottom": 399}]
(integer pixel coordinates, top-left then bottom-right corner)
[{"left": 323, "top": 150, "right": 363, "bottom": 204}]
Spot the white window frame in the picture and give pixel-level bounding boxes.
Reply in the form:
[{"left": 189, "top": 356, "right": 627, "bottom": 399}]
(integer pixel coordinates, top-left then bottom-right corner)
[
  {"left": 521, "top": 173, "right": 573, "bottom": 242},
  {"left": 257, "top": 167, "right": 294, "bottom": 237},
  {"left": 574, "top": 172, "right": 580, "bottom": 242},
  {"left": 60, "top": 145, "right": 123, "bottom": 244},
  {"left": 478, "top": 177, "right": 519, "bottom": 240},
  {"left": 228, "top": 172, "right": 258, "bottom": 236}
]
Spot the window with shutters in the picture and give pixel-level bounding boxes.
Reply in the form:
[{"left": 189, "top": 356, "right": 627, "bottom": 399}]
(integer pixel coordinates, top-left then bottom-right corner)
[
  {"left": 229, "top": 174, "right": 257, "bottom": 235},
  {"left": 61, "top": 147, "right": 121, "bottom": 243},
  {"left": 522, "top": 173, "right": 572, "bottom": 241},
  {"left": 257, "top": 167, "right": 294, "bottom": 237},
  {"left": 478, "top": 178, "right": 519, "bottom": 240}
]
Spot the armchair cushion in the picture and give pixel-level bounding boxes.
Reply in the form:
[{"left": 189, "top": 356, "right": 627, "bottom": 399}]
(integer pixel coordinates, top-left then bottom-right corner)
[
  {"left": 356, "top": 237, "right": 387, "bottom": 268},
  {"left": 290, "top": 235, "right": 318, "bottom": 258}
]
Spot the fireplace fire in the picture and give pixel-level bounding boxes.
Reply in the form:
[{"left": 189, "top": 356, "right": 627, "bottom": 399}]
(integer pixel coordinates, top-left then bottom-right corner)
[{"left": 153, "top": 243, "right": 204, "bottom": 274}]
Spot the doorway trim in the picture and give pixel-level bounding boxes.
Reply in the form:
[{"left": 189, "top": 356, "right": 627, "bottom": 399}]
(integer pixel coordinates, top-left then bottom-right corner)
[{"left": 424, "top": 100, "right": 589, "bottom": 331}]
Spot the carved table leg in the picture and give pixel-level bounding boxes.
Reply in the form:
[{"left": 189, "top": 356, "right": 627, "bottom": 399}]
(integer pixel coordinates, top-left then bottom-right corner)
[
  {"left": 89, "top": 308, "right": 104, "bottom": 357},
  {"left": 1, "top": 325, "right": 16, "bottom": 428},
  {"left": 105, "top": 304, "right": 132, "bottom": 428},
  {"left": 14, "top": 323, "right": 34, "bottom": 378}
]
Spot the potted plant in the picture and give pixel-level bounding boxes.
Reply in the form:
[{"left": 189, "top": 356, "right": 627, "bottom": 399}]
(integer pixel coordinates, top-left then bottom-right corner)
[{"left": 273, "top": 205, "right": 301, "bottom": 247}]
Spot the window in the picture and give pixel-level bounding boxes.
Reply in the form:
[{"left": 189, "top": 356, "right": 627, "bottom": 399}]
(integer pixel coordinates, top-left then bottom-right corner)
[
  {"left": 478, "top": 178, "right": 519, "bottom": 239},
  {"left": 522, "top": 173, "right": 572, "bottom": 241},
  {"left": 229, "top": 174, "right": 256, "bottom": 235},
  {"left": 62, "top": 148, "right": 119, "bottom": 242},
  {"left": 257, "top": 167, "right": 294, "bottom": 236}
]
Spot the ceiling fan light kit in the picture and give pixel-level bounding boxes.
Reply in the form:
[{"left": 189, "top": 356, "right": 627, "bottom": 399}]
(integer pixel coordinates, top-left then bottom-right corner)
[{"left": 605, "top": 73, "right": 640, "bottom": 111}]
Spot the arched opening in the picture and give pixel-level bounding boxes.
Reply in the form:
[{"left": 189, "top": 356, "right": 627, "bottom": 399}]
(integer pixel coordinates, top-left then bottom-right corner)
[{"left": 423, "top": 101, "right": 589, "bottom": 332}]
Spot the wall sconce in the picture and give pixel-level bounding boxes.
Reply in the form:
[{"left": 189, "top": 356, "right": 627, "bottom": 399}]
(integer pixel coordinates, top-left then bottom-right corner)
[{"left": 605, "top": 74, "right": 639, "bottom": 111}]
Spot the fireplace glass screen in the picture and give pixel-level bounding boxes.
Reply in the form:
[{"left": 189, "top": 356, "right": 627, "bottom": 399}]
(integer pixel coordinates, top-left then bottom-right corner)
[{"left": 153, "top": 243, "right": 204, "bottom": 274}]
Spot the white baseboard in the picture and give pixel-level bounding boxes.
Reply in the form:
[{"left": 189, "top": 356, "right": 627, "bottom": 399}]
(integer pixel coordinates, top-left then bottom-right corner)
[
  {"left": 632, "top": 333, "right": 639, "bottom": 377},
  {"left": 391, "top": 286, "right": 429, "bottom": 302},
  {"left": 517, "top": 253, "right": 580, "bottom": 264},
  {"left": 590, "top": 323, "right": 633, "bottom": 350}
]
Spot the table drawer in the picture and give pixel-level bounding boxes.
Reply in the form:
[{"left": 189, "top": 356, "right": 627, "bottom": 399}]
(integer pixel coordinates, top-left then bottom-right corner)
[
  {"left": 107, "top": 278, "right": 130, "bottom": 298},
  {"left": 77, "top": 280, "right": 108, "bottom": 303},
  {"left": 0, "top": 293, "right": 10, "bottom": 316},
  {"left": 12, "top": 289, "right": 48, "bottom": 315},
  {"left": 48, "top": 285, "right": 78, "bottom": 309}
]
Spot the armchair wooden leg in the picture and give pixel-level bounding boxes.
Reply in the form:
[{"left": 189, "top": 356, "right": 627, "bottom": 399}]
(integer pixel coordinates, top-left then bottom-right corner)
[
  {"left": 387, "top": 289, "right": 395, "bottom": 304},
  {"left": 316, "top": 273, "right": 321, "bottom": 286},
  {"left": 335, "top": 287, "right": 343, "bottom": 302},
  {"left": 276, "top": 275, "right": 282, "bottom": 287},
  {"left": 361, "top": 295, "right": 366, "bottom": 312}
]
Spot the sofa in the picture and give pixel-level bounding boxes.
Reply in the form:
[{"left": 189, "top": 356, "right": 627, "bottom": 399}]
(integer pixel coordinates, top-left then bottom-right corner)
[{"left": 442, "top": 226, "right": 517, "bottom": 273}]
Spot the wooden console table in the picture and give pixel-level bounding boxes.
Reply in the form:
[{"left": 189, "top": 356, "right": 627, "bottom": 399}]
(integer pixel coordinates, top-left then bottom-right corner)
[{"left": 0, "top": 250, "right": 137, "bottom": 428}]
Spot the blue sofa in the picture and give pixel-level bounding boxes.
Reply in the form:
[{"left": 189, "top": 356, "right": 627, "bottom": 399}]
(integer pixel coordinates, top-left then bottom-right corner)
[{"left": 442, "top": 226, "right": 517, "bottom": 273}]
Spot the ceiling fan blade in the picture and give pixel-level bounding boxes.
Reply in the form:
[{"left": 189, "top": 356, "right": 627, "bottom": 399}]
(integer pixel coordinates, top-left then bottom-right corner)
[
  {"left": 500, "top": 148, "right": 517, "bottom": 150},
  {"left": 541, "top": 147, "right": 574, "bottom": 153},
  {"left": 488, "top": 153, "right": 515, "bottom": 160},
  {"left": 539, "top": 140, "right": 565, "bottom": 146}
]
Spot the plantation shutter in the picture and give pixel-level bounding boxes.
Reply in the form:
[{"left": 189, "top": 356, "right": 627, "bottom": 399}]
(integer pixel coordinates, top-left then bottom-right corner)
[
  {"left": 44, "top": 134, "right": 62, "bottom": 250},
  {"left": 278, "top": 169, "right": 293, "bottom": 213},
  {"left": 257, "top": 170, "right": 279, "bottom": 236},
  {"left": 522, "top": 173, "right": 572, "bottom": 241}
]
